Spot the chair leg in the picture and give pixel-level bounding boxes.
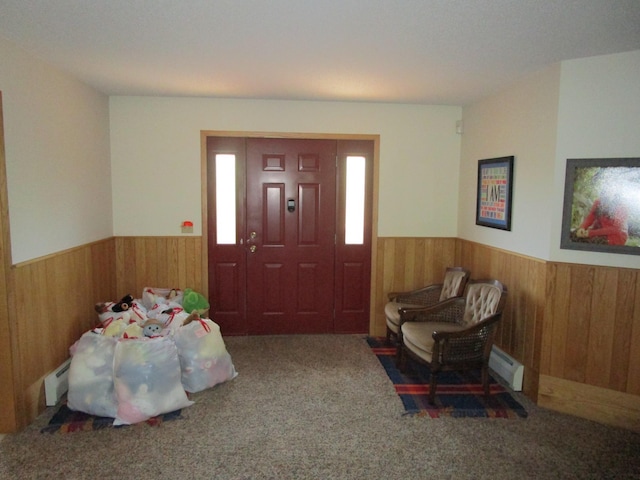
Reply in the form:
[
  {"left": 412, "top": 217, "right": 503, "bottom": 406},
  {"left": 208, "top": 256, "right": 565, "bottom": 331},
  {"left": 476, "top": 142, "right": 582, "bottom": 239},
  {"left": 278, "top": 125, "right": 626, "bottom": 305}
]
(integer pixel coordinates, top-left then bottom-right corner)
[
  {"left": 481, "top": 364, "right": 490, "bottom": 396},
  {"left": 428, "top": 371, "right": 438, "bottom": 404}
]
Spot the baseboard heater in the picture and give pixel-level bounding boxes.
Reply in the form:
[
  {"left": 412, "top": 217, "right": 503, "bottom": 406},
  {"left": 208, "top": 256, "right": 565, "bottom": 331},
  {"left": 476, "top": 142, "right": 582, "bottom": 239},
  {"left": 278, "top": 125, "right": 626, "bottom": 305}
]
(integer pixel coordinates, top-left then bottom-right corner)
[
  {"left": 489, "top": 345, "right": 523, "bottom": 391},
  {"left": 44, "top": 358, "right": 71, "bottom": 406}
]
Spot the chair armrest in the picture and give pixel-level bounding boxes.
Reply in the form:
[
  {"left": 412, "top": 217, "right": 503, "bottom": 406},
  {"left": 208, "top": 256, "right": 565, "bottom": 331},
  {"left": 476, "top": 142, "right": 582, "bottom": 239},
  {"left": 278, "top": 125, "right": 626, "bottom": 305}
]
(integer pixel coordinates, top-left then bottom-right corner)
[
  {"left": 398, "top": 297, "right": 465, "bottom": 325},
  {"left": 388, "top": 284, "right": 444, "bottom": 304},
  {"left": 431, "top": 313, "right": 502, "bottom": 365}
]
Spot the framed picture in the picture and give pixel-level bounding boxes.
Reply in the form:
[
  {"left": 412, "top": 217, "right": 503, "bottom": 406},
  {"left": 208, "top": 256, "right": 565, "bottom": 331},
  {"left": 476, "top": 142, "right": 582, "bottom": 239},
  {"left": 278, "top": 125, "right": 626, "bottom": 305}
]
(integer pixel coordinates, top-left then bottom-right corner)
[
  {"left": 475, "top": 156, "right": 514, "bottom": 231},
  {"left": 560, "top": 157, "right": 640, "bottom": 255}
]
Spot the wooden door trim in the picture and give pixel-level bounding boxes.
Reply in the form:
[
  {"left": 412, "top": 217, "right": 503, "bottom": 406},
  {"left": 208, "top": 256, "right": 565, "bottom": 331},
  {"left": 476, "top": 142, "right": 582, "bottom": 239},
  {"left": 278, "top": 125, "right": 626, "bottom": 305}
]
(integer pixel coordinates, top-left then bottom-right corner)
[
  {"left": 0, "top": 92, "right": 20, "bottom": 432},
  {"left": 200, "top": 130, "right": 380, "bottom": 334}
]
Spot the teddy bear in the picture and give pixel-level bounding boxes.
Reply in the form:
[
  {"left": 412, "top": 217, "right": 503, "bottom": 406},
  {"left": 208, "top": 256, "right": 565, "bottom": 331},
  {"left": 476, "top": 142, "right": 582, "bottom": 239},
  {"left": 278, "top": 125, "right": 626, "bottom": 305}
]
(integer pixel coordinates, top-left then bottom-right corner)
[
  {"left": 95, "top": 294, "right": 148, "bottom": 327},
  {"left": 94, "top": 294, "right": 133, "bottom": 315}
]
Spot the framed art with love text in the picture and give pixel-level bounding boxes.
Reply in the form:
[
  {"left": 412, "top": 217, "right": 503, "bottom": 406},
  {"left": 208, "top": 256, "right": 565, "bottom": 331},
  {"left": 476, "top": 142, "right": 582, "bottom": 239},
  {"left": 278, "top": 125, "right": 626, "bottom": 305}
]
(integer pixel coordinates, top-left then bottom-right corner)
[{"left": 476, "top": 156, "right": 514, "bottom": 231}]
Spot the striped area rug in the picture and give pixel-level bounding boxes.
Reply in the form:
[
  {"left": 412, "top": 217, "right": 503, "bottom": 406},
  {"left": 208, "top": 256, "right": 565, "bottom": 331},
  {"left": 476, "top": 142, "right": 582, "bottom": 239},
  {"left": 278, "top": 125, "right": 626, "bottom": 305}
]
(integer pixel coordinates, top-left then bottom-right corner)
[
  {"left": 367, "top": 337, "right": 528, "bottom": 418},
  {"left": 40, "top": 404, "right": 182, "bottom": 434}
]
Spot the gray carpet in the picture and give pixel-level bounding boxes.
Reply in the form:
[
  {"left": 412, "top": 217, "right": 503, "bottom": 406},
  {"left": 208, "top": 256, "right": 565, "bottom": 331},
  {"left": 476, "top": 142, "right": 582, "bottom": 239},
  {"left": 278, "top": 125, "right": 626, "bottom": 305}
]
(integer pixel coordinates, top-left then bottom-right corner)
[{"left": 1, "top": 335, "right": 639, "bottom": 479}]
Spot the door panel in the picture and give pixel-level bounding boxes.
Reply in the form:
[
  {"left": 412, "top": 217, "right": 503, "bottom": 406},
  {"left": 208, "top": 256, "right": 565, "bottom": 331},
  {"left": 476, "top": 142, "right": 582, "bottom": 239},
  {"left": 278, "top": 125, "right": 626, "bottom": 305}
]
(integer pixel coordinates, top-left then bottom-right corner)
[
  {"left": 264, "top": 184, "right": 285, "bottom": 244},
  {"left": 207, "top": 137, "right": 247, "bottom": 335},
  {"left": 246, "top": 138, "right": 336, "bottom": 334},
  {"left": 334, "top": 140, "right": 374, "bottom": 333}
]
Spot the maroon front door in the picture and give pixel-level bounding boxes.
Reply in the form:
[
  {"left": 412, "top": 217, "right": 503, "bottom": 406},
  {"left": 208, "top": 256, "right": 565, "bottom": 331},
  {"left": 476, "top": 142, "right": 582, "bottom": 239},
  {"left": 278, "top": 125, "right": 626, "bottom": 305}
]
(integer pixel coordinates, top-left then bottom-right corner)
[
  {"left": 207, "top": 136, "right": 373, "bottom": 336},
  {"left": 245, "top": 138, "right": 336, "bottom": 334}
]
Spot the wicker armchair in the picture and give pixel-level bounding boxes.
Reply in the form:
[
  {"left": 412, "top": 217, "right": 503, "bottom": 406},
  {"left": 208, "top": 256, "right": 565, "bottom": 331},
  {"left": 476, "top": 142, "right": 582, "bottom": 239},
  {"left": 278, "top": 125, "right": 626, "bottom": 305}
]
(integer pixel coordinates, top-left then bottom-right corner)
[
  {"left": 397, "top": 279, "right": 507, "bottom": 404},
  {"left": 384, "top": 267, "right": 470, "bottom": 344}
]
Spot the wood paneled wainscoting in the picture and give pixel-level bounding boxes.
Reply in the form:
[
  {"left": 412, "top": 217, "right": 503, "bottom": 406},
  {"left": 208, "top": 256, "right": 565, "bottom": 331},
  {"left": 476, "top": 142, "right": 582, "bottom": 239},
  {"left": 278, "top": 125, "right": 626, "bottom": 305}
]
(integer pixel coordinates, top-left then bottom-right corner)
[
  {"left": 114, "top": 236, "right": 204, "bottom": 297},
  {"left": 539, "top": 262, "right": 640, "bottom": 432},
  {"left": 7, "top": 238, "right": 116, "bottom": 431}
]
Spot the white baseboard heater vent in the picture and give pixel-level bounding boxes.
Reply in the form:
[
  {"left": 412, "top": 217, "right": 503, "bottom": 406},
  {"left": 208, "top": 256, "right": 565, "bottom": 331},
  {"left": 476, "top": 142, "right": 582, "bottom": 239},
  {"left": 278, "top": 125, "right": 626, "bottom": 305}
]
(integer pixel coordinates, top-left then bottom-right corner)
[
  {"left": 489, "top": 345, "right": 523, "bottom": 391},
  {"left": 44, "top": 358, "right": 71, "bottom": 406}
]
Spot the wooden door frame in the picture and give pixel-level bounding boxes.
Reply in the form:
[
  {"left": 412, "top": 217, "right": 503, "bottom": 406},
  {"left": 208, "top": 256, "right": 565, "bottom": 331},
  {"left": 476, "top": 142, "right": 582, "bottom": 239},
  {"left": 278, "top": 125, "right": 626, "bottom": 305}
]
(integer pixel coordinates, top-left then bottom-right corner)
[
  {"left": 200, "top": 130, "right": 380, "bottom": 334},
  {"left": 0, "top": 92, "right": 20, "bottom": 432}
]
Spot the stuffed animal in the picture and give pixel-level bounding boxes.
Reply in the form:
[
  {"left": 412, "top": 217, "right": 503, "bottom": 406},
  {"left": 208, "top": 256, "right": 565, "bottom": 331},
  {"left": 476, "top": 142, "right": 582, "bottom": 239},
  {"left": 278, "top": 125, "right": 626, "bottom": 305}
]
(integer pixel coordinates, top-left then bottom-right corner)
[
  {"left": 95, "top": 294, "right": 147, "bottom": 327},
  {"left": 182, "top": 311, "right": 200, "bottom": 326},
  {"left": 103, "top": 318, "right": 127, "bottom": 337},
  {"left": 95, "top": 294, "right": 133, "bottom": 315},
  {"left": 182, "top": 289, "right": 210, "bottom": 315},
  {"left": 112, "top": 294, "right": 134, "bottom": 312},
  {"left": 123, "top": 323, "right": 143, "bottom": 338},
  {"left": 142, "top": 319, "right": 164, "bottom": 337},
  {"left": 141, "top": 287, "right": 184, "bottom": 310}
]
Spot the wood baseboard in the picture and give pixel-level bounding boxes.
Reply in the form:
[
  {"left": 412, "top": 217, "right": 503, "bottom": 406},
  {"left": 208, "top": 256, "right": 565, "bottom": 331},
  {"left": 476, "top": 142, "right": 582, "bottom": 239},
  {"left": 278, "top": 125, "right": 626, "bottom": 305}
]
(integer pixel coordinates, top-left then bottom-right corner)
[{"left": 538, "top": 374, "right": 640, "bottom": 432}]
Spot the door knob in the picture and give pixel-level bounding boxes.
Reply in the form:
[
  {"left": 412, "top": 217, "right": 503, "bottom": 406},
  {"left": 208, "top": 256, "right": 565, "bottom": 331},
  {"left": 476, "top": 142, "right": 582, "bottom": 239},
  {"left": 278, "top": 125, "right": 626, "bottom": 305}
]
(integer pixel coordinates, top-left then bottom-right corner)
[{"left": 249, "top": 245, "right": 257, "bottom": 253}]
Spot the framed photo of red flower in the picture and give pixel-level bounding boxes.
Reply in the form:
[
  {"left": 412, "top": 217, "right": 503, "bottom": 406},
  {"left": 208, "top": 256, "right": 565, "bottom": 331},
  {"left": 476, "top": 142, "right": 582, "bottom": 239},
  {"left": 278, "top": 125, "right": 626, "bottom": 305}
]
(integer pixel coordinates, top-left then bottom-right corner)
[{"left": 560, "top": 157, "right": 640, "bottom": 255}]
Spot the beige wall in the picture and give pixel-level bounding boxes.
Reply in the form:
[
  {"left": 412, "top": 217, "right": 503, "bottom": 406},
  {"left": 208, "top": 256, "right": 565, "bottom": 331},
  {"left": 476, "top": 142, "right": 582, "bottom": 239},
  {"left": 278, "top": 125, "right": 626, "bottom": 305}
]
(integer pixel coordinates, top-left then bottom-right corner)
[
  {"left": 550, "top": 50, "right": 640, "bottom": 268},
  {"left": 0, "top": 35, "right": 112, "bottom": 264},
  {"left": 460, "top": 50, "right": 640, "bottom": 270},
  {"left": 458, "top": 63, "right": 561, "bottom": 260},
  {"left": 109, "top": 97, "right": 462, "bottom": 238}
]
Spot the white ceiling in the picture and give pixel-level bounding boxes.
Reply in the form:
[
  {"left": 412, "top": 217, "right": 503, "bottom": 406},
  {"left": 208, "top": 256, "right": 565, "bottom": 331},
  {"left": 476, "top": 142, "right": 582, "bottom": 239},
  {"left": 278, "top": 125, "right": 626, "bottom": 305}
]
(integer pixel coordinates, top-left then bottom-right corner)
[{"left": 1, "top": 0, "right": 640, "bottom": 105}]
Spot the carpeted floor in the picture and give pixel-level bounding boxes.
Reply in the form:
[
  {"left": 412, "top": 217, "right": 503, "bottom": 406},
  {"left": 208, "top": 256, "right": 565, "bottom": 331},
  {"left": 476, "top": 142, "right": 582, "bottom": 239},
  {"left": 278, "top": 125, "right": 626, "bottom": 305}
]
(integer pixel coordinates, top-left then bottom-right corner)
[{"left": 1, "top": 334, "right": 639, "bottom": 480}]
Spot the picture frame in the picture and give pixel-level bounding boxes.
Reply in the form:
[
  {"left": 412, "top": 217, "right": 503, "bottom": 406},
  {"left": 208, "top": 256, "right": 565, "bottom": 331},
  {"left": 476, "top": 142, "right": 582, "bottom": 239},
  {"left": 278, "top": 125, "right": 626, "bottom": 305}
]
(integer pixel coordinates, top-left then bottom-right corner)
[
  {"left": 475, "top": 156, "right": 514, "bottom": 231},
  {"left": 560, "top": 157, "right": 640, "bottom": 255}
]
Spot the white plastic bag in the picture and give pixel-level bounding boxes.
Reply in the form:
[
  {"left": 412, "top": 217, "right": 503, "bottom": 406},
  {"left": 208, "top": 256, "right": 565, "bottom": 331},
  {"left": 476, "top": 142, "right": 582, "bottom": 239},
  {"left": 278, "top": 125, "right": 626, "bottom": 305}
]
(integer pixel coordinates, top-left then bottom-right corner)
[
  {"left": 96, "top": 298, "right": 147, "bottom": 327},
  {"left": 174, "top": 318, "right": 238, "bottom": 393},
  {"left": 141, "top": 287, "right": 184, "bottom": 310},
  {"left": 67, "top": 331, "right": 118, "bottom": 418},
  {"left": 147, "top": 303, "right": 189, "bottom": 334},
  {"left": 113, "top": 336, "right": 193, "bottom": 425}
]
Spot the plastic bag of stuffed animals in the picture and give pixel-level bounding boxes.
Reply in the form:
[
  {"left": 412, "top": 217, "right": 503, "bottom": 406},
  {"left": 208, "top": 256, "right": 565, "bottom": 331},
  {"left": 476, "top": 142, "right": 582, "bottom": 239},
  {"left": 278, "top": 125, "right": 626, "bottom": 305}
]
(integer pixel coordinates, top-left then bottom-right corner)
[
  {"left": 112, "top": 335, "right": 194, "bottom": 425},
  {"left": 146, "top": 303, "right": 191, "bottom": 335},
  {"left": 95, "top": 294, "right": 147, "bottom": 328},
  {"left": 67, "top": 331, "right": 119, "bottom": 418},
  {"left": 67, "top": 288, "right": 236, "bottom": 423},
  {"left": 141, "top": 287, "right": 184, "bottom": 311},
  {"left": 174, "top": 317, "right": 238, "bottom": 393}
]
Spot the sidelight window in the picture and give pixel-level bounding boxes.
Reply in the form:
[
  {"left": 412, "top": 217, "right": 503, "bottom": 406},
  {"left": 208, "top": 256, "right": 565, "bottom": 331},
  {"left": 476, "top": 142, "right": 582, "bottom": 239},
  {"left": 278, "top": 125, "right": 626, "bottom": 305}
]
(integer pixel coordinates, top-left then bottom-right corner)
[
  {"left": 215, "top": 154, "right": 236, "bottom": 244},
  {"left": 345, "top": 155, "right": 365, "bottom": 245}
]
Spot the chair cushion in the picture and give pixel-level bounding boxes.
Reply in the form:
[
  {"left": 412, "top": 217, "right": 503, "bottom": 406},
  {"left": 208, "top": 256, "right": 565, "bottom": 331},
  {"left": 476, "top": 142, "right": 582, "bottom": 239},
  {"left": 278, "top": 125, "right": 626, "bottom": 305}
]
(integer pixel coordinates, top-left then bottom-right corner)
[
  {"left": 462, "top": 283, "right": 503, "bottom": 327},
  {"left": 401, "top": 321, "right": 464, "bottom": 363},
  {"left": 439, "top": 270, "right": 467, "bottom": 302},
  {"left": 384, "top": 301, "right": 424, "bottom": 333}
]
